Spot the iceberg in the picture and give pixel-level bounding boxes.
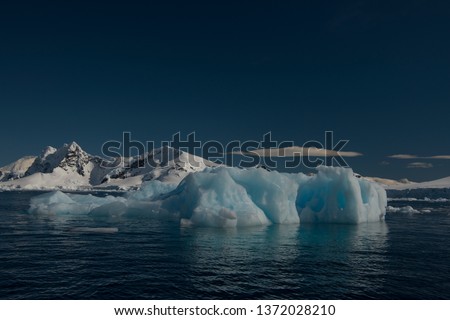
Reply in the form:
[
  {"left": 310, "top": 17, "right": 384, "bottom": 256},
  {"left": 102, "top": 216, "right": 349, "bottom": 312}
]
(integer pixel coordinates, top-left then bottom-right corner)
[
  {"left": 28, "top": 166, "right": 387, "bottom": 227},
  {"left": 29, "top": 190, "right": 128, "bottom": 215}
]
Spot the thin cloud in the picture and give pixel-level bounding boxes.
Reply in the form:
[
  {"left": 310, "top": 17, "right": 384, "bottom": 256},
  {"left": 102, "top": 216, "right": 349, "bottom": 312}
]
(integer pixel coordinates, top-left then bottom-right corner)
[
  {"left": 388, "top": 154, "right": 450, "bottom": 160},
  {"left": 232, "top": 146, "right": 363, "bottom": 157},
  {"left": 407, "top": 162, "right": 433, "bottom": 169},
  {"left": 388, "top": 154, "right": 419, "bottom": 159}
]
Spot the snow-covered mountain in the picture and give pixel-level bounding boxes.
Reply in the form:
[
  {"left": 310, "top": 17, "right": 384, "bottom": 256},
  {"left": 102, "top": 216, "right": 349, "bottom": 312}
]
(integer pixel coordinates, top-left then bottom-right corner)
[
  {"left": 0, "top": 142, "right": 217, "bottom": 191},
  {"left": 360, "top": 175, "right": 450, "bottom": 190},
  {"left": 101, "top": 147, "right": 217, "bottom": 186},
  {"left": 359, "top": 175, "right": 450, "bottom": 199},
  {"left": 383, "top": 175, "right": 450, "bottom": 199},
  {"left": 385, "top": 176, "right": 450, "bottom": 190},
  {"left": 0, "top": 156, "right": 37, "bottom": 182},
  {"left": 2, "top": 142, "right": 449, "bottom": 193}
]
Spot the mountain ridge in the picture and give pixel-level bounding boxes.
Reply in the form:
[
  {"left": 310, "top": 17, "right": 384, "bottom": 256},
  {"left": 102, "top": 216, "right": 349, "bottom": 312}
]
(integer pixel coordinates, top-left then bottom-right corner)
[
  {"left": 0, "top": 142, "right": 217, "bottom": 191},
  {"left": 1, "top": 142, "right": 449, "bottom": 192}
]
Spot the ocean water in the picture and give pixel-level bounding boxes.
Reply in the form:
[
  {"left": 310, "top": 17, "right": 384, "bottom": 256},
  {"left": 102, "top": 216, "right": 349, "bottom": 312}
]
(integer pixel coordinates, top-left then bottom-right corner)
[{"left": 0, "top": 191, "right": 449, "bottom": 299}]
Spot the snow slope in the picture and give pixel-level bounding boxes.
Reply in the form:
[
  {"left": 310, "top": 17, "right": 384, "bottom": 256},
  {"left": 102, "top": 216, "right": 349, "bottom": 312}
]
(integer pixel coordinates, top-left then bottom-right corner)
[{"left": 0, "top": 156, "right": 36, "bottom": 181}]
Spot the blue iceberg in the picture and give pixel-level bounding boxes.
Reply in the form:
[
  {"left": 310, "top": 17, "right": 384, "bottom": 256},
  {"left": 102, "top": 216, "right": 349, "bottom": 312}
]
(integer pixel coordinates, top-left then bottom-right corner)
[{"left": 29, "top": 166, "right": 387, "bottom": 227}]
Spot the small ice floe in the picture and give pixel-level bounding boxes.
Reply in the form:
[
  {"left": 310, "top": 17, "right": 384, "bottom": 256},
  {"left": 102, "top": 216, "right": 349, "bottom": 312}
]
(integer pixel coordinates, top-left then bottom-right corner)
[{"left": 386, "top": 205, "right": 420, "bottom": 214}]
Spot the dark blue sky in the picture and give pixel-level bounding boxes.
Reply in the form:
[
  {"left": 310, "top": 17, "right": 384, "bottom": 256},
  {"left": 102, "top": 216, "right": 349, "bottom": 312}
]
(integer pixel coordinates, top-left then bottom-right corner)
[{"left": 1, "top": 0, "right": 449, "bottom": 181}]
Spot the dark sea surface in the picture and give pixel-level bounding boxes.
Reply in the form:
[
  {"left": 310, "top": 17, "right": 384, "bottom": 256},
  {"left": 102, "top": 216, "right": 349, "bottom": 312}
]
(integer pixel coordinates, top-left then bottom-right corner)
[{"left": 0, "top": 191, "right": 449, "bottom": 299}]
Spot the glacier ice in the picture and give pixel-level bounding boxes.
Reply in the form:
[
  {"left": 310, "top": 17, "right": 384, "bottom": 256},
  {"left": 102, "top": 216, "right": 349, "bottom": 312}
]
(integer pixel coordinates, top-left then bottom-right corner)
[{"left": 28, "top": 166, "right": 387, "bottom": 227}]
